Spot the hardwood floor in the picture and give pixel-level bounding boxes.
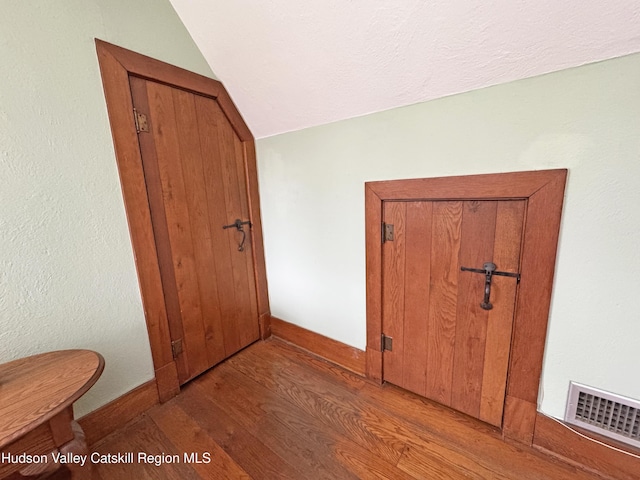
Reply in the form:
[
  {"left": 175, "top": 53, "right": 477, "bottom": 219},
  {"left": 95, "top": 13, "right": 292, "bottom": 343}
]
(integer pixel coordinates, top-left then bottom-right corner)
[{"left": 86, "top": 339, "right": 607, "bottom": 479}]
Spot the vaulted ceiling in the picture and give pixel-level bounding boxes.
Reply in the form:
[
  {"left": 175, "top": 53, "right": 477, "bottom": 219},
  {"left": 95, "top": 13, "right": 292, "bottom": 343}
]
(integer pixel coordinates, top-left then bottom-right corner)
[{"left": 169, "top": 1, "right": 640, "bottom": 138}]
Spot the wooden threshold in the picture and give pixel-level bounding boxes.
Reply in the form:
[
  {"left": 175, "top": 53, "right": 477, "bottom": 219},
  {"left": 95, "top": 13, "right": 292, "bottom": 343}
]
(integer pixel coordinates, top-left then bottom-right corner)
[{"left": 270, "top": 316, "right": 366, "bottom": 376}]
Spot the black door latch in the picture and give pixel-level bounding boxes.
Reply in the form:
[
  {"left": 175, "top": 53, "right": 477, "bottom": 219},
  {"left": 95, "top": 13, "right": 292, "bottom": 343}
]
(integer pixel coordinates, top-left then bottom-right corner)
[
  {"left": 222, "top": 219, "right": 252, "bottom": 252},
  {"left": 460, "top": 262, "right": 520, "bottom": 310}
]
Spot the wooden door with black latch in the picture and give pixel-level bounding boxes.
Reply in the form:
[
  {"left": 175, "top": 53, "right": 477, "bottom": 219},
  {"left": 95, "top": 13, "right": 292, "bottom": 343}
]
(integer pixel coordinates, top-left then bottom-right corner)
[
  {"left": 129, "top": 76, "right": 260, "bottom": 385},
  {"left": 382, "top": 199, "right": 525, "bottom": 427}
]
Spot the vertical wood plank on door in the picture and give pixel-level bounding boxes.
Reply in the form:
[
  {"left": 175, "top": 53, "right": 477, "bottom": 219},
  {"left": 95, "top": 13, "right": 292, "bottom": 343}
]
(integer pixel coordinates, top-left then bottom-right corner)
[
  {"left": 146, "top": 81, "right": 209, "bottom": 379},
  {"left": 242, "top": 139, "right": 271, "bottom": 333},
  {"left": 195, "top": 97, "right": 259, "bottom": 357},
  {"left": 230, "top": 132, "right": 260, "bottom": 348},
  {"left": 232, "top": 134, "right": 250, "bottom": 221},
  {"left": 129, "top": 77, "right": 188, "bottom": 383},
  {"left": 402, "top": 202, "right": 433, "bottom": 396},
  {"left": 382, "top": 202, "right": 406, "bottom": 386},
  {"left": 480, "top": 200, "right": 525, "bottom": 426},
  {"left": 217, "top": 107, "right": 259, "bottom": 351},
  {"left": 451, "top": 201, "right": 498, "bottom": 419},
  {"left": 216, "top": 102, "right": 252, "bottom": 355},
  {"left": 425, "top": 201, "right": 462, "bottom": 405},
  {"left": 194, "top": 96, "right": 240, "bottom": 357},
  {"left": 171, "top": 88, "right": 226, "bottom": 368}
]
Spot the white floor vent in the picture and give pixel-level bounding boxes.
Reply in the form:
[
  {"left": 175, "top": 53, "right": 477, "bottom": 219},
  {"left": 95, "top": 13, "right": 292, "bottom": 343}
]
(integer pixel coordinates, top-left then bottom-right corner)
[{"left": 565, "top": 382, "right": 640, "bottom": 449}]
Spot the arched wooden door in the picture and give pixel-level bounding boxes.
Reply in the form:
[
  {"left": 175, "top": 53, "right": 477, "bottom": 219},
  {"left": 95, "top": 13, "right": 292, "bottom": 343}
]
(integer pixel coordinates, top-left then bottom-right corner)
[
  {"left": 96, "top": 40, "right": 270, "bottom": 400},
  {"left": 130, "top": 77, "right": 260, "bottom": 384}
]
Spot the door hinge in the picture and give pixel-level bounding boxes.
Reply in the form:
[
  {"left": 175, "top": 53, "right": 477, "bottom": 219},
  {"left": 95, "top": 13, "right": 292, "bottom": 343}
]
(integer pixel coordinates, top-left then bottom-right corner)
[
  {"left": 133, "top": 108, "right": 150, "bottom": 133},
  {"left": 381, "top": 334, "right": 393, "bottom": 352},
  {"left": 382, "top": 223, "right": 394, "bottom": 243},
  {"left": 171, "top": 339, "right": 183, "bottom": 359}
]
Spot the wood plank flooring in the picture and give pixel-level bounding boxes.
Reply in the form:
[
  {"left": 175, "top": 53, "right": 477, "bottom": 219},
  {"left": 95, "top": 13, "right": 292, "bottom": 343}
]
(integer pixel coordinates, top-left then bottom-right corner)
[{"left": 86, "top": 339, "right": 606, "bottom": 479}]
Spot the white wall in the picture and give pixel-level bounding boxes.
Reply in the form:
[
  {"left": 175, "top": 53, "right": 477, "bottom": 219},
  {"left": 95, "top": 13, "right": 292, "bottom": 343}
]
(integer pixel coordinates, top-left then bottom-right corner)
[
  {"left": 257, "top": 53, "right": 640, "bottom": 419},
  {"left": 0, "top": 0, "right": 214, "bottom": 417}
]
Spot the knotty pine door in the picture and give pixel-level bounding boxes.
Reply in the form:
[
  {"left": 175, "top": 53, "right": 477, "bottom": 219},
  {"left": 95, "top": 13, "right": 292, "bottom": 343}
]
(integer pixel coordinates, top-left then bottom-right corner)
[
  {"left": 130, "top": 76, "right": 260, "bottom": 384},
  {"left": 382, "top": 199, "right": 525, "bottom": 427}
]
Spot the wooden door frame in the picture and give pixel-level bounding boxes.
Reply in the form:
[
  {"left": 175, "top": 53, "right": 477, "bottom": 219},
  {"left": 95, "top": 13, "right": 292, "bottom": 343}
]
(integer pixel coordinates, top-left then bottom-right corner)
[
  {"left": 95, "top": 40, "right": 271, "bottom": 402},
  {"left": 365, "top": 169, "right": 567, "bottom": 444}
]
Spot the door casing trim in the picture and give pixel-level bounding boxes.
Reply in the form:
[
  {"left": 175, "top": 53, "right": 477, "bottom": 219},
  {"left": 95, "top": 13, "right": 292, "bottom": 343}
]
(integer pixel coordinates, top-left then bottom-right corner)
[
  {"left": 95, "top": 40, "right": 271, "bottom": 401},
  {"left": 365, "top": 169, "right": 567, "bottom": 444}
]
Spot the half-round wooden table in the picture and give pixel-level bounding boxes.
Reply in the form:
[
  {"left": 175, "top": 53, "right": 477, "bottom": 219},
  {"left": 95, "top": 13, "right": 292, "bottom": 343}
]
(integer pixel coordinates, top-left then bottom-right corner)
[{"left": 0, "top": 350, "right": 104, "bottom": 479}]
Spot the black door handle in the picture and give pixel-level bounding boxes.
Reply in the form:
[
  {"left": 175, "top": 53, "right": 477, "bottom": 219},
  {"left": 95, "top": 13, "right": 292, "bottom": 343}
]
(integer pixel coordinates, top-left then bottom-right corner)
[
  {"left": 222, "top": 219, "right": 252, "bottom": 252},
  {"left": 460, "top": 262, "right": 520, "bottom": 310}
]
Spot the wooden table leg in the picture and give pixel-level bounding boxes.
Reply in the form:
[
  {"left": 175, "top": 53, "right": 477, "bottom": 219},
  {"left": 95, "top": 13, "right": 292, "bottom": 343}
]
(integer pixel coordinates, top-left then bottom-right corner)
[
  {"left": 57, "top": 421, "right": 89, "bottom": 480},
  {"left": 16, "top": 410, "right": 91, "bottom": 480}
]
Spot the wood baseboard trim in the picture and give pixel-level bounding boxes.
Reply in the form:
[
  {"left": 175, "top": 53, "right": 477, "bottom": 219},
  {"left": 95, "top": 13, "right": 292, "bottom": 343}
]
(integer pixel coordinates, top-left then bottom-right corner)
[
  {"left": 78, "top": 379, "right": 160, "bottom": 446},
  {"left": 533, "top": 413, "right": 640, "bottom": 480},
  {"left": 270, "top": 317, "right": 366, "bottom": 376}
]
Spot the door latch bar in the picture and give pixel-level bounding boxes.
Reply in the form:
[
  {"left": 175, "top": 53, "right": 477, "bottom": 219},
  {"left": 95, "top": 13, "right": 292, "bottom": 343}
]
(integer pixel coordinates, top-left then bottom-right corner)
[
  {"left": 460, "top": 262, "right": 520, "bottom": 310},
  {"left": 222, "top": 219, "right": 252, "bottom": 252}
]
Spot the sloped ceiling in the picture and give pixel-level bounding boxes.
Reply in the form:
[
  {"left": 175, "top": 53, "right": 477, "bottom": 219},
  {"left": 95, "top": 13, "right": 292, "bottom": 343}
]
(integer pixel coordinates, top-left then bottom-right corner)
[{"left": 169, "top": 1, "right": 640, "bottom": 138}]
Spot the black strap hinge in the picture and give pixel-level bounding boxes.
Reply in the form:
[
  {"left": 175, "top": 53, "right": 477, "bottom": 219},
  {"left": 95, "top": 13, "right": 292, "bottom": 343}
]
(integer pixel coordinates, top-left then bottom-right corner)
[
  {"left": 381, "top": 334, "right": 393, "bottom": 352},
  {"left": 382, "top": 223, "right": 394, "bottom": 243}
]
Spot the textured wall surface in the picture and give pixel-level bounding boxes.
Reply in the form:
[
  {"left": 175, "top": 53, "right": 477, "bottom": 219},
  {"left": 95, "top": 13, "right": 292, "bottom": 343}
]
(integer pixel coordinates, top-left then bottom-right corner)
[
  {"left": 0, "top": 0, "right": 214, "bottom": 417},
  {"left": 257, "top": 53, "right": 640, "bottom": 419},
  {"left": 170, "top": 0, "right": 640, "bottom": 137}
]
